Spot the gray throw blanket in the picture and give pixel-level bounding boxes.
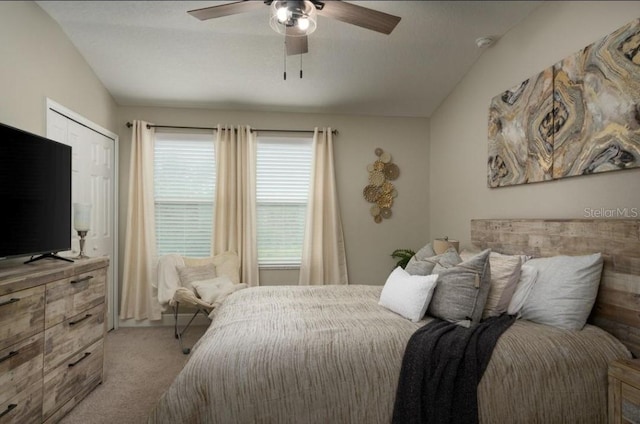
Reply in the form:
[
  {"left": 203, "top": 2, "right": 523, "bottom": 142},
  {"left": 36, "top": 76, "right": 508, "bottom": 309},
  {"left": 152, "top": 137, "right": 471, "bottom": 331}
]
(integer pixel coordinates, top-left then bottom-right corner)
[{"left": 393, "top": 314, "right": 517, "bottom": 424}]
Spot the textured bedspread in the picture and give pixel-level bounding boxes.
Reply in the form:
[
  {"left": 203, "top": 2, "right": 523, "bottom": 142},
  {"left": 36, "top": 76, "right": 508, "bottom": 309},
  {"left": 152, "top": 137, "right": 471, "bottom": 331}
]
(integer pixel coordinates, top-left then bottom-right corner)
[{"left": 148, "top": 285, "right": 630, "bottom": 424}]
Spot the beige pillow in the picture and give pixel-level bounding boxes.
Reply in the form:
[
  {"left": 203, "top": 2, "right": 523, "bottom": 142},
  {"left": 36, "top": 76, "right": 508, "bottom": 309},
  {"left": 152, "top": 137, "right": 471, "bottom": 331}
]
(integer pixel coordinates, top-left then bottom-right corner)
[
  {"left": 484, "top": 253, "right": 522, "bottom": 318},
  {"left": 460, "top": 250, "right": 522, "bottom": 318},
  {"left": 176, "top": 263, "right": 217, "bottom": 292},
  {"left": 192, "top": 276, "right": 234, "bottom": 304},
  {"left": 183, "top": 251, "right": 241, "bottom": 284}
]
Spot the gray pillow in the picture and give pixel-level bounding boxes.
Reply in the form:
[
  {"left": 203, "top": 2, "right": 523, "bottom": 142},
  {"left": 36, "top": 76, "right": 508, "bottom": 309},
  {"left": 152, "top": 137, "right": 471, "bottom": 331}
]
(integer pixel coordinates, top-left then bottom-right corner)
[
  {"left": 406, "top": 246, "right": 461, "bottom": 275},
  {"left": 427, "top": 249, "right": 491, "bottom": 328},
  {"left": 519, "top": 253, "right": 603, "bottom": 330}
]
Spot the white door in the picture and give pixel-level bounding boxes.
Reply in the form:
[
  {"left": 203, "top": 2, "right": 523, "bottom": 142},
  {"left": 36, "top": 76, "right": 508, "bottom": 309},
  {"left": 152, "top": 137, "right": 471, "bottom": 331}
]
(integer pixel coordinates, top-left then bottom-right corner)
[{"left": 46, "top": 101, "right": 118, "bottom": 330}]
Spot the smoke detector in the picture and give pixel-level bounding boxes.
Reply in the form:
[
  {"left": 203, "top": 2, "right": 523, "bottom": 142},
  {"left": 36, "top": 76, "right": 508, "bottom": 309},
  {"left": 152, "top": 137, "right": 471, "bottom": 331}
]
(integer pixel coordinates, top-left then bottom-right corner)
[{"left": 475, "top": 37, "right": 494, "bottom": 48}]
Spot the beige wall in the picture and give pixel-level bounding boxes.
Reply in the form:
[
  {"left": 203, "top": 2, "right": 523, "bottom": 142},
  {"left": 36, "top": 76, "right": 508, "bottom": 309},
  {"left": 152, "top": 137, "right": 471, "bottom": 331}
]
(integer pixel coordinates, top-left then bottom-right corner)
[
  {"left": 429, "top": 1, "right": 640, "bottom": 249},
  {"left": 0, "top": 2, "right": 117, "bottom": 136},
  {"left": 116, "top": 106, "right": 430, "bottom": 288}
]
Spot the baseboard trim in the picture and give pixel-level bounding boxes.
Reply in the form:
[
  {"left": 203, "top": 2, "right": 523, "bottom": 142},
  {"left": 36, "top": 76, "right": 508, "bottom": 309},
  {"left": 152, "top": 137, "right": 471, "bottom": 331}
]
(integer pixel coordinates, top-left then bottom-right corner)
[{"left": 118, "top": 312, "right": 210, "bottom": 328}]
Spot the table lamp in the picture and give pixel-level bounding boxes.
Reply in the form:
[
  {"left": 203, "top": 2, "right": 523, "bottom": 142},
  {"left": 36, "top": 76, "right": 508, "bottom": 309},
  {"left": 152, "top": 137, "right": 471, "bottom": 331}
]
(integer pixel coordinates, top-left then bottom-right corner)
[{"left": 73, "top": 203, "right": 91, "bottom": 259}]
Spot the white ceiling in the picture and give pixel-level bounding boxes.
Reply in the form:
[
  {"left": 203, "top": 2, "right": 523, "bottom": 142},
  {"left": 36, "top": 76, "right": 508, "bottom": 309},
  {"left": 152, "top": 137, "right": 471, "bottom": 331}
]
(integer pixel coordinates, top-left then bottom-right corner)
[{"left": 37, "top": 1, "right": 542, "bottom": 118}]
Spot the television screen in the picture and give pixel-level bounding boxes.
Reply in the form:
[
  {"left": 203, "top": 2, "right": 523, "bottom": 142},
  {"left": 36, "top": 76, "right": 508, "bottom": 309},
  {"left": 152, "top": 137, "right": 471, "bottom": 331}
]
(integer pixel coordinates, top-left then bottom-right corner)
[{"left": 0, "top": 122, "right": 72, "bottom": 261}]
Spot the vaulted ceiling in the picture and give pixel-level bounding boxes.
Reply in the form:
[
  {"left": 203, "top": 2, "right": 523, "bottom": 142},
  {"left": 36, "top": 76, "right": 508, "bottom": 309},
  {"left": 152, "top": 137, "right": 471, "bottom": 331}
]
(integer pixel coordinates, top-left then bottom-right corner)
[{"left": 37, "top": 1, "right": 542, "bottom": 117}]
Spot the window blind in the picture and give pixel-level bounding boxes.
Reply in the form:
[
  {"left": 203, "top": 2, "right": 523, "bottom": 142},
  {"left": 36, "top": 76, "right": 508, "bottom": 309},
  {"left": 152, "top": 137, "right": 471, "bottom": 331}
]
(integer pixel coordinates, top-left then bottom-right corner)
[
  {"left": 256, "top": 137, "right": 313, "bottom": 266},
  {"left": 154, "top": 132, "right": 215, "bottom": 257}
]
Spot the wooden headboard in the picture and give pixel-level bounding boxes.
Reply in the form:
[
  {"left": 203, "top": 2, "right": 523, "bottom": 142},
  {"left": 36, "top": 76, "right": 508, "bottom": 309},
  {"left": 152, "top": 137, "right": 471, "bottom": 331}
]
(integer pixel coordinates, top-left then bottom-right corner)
[{"left": 471, "top": 219, "right": 640, "bottom": 357}]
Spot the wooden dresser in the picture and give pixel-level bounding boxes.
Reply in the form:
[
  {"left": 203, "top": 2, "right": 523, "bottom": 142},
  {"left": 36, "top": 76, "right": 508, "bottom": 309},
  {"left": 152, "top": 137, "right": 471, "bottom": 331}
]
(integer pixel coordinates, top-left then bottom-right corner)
[{"left": 0, "top": 257, "right": 108, "bottom": 423}]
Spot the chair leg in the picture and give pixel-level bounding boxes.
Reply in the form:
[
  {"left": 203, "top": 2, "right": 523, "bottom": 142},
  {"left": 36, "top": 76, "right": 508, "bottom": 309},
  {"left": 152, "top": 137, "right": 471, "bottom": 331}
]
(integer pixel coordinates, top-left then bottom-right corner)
[{"left": 172, "top": 302, "right": 209, "bottom": 355}]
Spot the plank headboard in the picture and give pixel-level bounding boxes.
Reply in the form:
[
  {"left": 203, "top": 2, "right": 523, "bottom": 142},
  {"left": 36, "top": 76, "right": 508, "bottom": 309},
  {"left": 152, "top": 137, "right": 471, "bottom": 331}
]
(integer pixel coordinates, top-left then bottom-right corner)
[{"left": 471, "top": 219, "right": 640, "bottom": 357}]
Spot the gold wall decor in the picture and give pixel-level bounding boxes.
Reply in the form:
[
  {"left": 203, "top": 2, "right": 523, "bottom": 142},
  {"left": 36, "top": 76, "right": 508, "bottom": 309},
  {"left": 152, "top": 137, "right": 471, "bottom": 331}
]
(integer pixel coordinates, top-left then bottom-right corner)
[
  {"left": 488, "top": 17, "right": 640, "bottom": 187},
  {"left": 363, "top": 148, "right": 399, "bottom": 223}
]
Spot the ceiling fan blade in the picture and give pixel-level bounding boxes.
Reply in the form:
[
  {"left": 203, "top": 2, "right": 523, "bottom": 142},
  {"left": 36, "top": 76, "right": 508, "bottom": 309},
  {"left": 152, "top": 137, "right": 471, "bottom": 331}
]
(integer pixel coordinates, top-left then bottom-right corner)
[
  {"left": 317, "top": 1, "right": 401, "bottom": 34},
  {"left": 285, "top": 34, "right": 308, "bottom": 56},
  {"left": 188, "top": 1, "right": 265, "bottom": 21}
]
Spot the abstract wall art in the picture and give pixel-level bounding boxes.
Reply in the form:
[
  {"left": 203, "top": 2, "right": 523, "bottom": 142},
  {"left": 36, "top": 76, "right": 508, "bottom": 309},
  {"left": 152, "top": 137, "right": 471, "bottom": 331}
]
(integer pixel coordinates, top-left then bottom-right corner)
[
  {"left": 488, "top": 17, "right": 640, "bottom": 188},
  {"left": 488, "top": 67, "right": 554, "bottom": 187}
]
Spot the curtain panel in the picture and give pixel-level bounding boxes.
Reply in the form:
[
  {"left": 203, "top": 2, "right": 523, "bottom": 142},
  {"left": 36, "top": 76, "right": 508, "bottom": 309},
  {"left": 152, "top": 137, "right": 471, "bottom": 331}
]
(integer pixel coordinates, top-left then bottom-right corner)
[
  {"left": 120, "top": 120, "right": 163, "bottom": 321},
  {"left": 213, "top": 125, "right": 260, "bottom": 286},
  {"left": 299, "top": 128, "right": 349, "bottom": 285}
]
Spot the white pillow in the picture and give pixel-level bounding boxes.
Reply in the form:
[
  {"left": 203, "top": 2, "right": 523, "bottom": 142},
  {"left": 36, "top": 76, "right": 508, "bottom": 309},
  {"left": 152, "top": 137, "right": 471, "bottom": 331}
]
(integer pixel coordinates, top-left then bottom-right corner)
[
  {"left": 192, "top": 276, "right": 235, "bottom": 304},
  {"left": 379, "top": 267, "right": 439, "bottom": 322},
  {"left": 519, "top": 253, "right": 603, "bottom": 330},
  {"left": 507, "top": 264, "right": 538, "bottom": 315}
]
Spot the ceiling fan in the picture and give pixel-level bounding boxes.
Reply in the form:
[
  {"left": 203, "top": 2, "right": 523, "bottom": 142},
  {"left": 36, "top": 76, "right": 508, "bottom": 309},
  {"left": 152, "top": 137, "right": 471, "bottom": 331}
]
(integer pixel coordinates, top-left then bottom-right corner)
[{"left": 188, "top": 1, "right": 401, "bottom": 56}]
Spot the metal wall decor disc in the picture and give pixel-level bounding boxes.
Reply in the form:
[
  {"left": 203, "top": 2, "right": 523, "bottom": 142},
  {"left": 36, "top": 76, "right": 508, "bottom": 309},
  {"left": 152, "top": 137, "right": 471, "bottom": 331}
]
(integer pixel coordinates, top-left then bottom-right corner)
[
  {"left": 374, "top": 215, "right": 383, "bottom": 223},
  {"left": 377, "top": 194, "right": 393, "bottom": 208},
  {"left": 370, "top": 205, "right": 380, "bottom": 216},
  {"left": 369, "top": 171, "right": 385, "bottom": 186},
  {"left": 380, "top": 152, "right": 392, "bottom": 163},
  {"left": 382, "top": 181, "right": 394, "bottom": 193},
  {"left": 381, "top": 207, "right": 392, "bottom": 219},
  {"left": 363, "top": 185, "right": 381, "bottom": 202},
  {"left": 384, "top": 163, "right": 400, "bottom": 180},
  {"left": 373, "top": 160, "right": 385, "bottom": 171},
  {"left": 375, "top": 148, "right": 384, "bottom": 157},
  {"left": 366, "top": 163, "right": 374, "bottom": 172},
  {"left": 391, "top": 189, "right": 398, "bottom": 198}
]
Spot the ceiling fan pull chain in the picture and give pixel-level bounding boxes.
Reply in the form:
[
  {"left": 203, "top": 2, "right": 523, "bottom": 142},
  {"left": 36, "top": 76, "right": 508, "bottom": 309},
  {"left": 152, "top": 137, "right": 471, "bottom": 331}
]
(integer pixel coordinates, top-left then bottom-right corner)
[
  {"left": 300, "top": 54, "right": 303, "bottom": 79},
  {"left": 283, "top": 40, "right": 287, "bottom": 80}
]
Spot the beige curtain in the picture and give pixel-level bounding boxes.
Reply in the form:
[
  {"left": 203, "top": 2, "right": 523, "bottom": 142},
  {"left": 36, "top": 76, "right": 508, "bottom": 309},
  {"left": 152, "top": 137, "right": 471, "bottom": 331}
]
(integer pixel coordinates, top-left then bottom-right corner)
[
  {"left": 120, "top": 120, "right": 163, "bottom": 321},
  {"left": 213, "top": 125, "right": 259, "bottom": 286},
  {"left": 299, "top": 128, "right": 349, "bottom": 285}
]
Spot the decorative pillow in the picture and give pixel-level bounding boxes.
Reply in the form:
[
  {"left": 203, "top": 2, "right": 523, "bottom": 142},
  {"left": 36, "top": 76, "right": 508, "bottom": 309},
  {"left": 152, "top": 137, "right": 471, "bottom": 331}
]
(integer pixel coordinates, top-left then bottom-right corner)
[
  {"left": 519, "top": 253, "right": 603, "bottom": 330},
  {"left": 184, "top": 251, "right": 241, "bottom": 284},
  {"left": 461, "top": 248, "right": 531, "bottom": 265},
  {"left": 192, "top": 276, "right": 235, "bottom": 304},
  {"left": 427, "top": 249, "right": 491, "bottom": 328},
  {"left": 481, "top": 253, "right": 522, "bottom": 318},
  {"left": 379, "top": 267, "right": 439, "bottom": 322},
  {"left": 404, "top": 243, "right": 436, "bottom": 274},
  {"left": 507, "top": 264, "right": 538, "bottom": 315},
  {"left": 407, "top": 247, "right": 462, "bottom": 276},
  {"left": 176, "top": 263, "right": 217, "bottom": 292}
]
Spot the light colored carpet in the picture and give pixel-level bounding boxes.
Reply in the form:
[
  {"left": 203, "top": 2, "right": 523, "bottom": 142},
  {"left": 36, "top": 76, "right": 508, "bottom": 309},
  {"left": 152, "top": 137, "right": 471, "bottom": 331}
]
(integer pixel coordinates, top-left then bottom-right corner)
[{"left": 59, "top": 325, "right": 208, "bottom": 424}]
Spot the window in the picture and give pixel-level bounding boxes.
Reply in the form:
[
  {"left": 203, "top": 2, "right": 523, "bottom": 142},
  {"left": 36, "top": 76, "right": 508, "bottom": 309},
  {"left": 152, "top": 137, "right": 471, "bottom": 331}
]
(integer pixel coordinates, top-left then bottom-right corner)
[
  {"left": 154, "top": 132, "right": 215, "bottom": 257},
  {"left": 256, "top": 136, "right": 313, "bottom": 267}
]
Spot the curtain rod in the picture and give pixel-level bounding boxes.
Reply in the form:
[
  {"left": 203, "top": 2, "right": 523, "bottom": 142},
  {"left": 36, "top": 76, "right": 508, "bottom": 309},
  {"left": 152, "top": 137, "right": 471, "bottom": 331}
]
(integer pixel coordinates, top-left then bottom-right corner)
[{"left": 125, "top": 122, "right": 338, "bottom": 135}]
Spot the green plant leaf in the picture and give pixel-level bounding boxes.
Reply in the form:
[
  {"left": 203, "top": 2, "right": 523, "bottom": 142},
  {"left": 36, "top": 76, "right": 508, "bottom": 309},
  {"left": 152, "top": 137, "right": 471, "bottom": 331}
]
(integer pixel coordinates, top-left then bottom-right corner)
[{"left": 390, "top": 248, "right": 415, "bottom": 269}]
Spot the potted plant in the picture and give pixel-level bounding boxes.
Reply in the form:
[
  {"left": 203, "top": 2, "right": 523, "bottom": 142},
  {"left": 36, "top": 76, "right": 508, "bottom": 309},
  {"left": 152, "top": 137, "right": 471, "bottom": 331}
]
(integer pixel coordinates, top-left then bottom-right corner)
[{"left": 390, "top": 248, "right": 415, "bottom": 269}]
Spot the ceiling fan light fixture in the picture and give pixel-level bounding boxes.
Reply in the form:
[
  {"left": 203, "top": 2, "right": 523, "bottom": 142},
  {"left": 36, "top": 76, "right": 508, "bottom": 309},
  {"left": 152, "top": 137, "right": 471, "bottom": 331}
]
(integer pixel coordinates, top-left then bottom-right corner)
[{"left": 270, "top": 0, "right": 317, "bottom": 36}]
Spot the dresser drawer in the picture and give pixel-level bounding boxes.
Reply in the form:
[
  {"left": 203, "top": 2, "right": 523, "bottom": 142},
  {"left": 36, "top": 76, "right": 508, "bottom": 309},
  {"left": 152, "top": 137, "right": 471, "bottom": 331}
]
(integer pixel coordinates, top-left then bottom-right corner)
[
  {"left": 0, "top": 334, "right": 43, "bottom": 408},
  {"left": 45, "top": 268, "right": 106, "bottom": 328},
  {"left": 0, "top": 286, "right": 45, "bottom": 351},
  {"left": 0, "top": 381, "right": 42, "bottom": 424},
  {"left": 42, "top": 339, "right": 103, "bottom": 420},
  {"left": 44, "top": 303, "right": 104, "bottom": 372}
]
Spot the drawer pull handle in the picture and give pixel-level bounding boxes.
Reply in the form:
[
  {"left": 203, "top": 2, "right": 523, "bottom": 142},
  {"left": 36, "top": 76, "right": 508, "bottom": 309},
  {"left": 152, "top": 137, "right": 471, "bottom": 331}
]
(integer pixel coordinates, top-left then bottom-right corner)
[
  {"left": 0, "top": 350, "right": 18, "bottom": 364},
  {"left": 0, "top": 298, "right": 19, "bottom": 307},
  {"left": 0, "top": 404, "right": 17, "bottom": 418},
  {"left": 69, "top": 314, "right": 92, "bottom": 326},
  {"left": 68, "top": 352, "right": 91, "bottom": 367},
  {"left": 70, "top": 275, "right": 93, "bottom": 285}
]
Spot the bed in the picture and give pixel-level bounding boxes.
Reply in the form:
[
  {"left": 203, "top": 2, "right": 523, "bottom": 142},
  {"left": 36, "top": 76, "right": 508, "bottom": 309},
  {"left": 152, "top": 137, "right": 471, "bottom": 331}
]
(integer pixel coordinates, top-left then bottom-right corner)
[{"left": 148, "top": 219, "right": 640, "bottom": 423}]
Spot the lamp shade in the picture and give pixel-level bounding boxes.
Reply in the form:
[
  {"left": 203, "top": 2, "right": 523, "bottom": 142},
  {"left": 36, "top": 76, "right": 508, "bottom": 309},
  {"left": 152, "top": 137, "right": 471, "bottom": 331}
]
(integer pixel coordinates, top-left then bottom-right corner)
[
  {"left": 433, "top": 237, "right": 459, "bottom": 255},
  {"left": 73, "top": 203, "right": 92, "bottom": 232}
]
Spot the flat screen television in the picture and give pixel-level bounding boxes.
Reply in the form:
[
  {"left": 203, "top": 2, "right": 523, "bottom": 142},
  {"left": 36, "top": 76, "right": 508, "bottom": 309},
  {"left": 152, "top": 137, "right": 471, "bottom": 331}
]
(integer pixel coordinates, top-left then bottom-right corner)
[{"left": 0, "top": 122, "right": 72, "bottom": 263}]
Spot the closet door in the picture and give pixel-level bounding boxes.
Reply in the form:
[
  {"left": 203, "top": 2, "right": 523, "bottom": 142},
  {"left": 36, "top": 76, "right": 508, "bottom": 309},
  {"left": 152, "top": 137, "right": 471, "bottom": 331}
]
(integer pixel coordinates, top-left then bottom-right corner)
[{"left": 46, "top": 104, "right": 118, "bottom": 331}]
